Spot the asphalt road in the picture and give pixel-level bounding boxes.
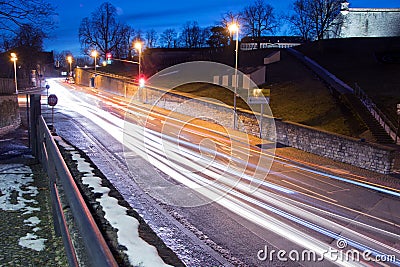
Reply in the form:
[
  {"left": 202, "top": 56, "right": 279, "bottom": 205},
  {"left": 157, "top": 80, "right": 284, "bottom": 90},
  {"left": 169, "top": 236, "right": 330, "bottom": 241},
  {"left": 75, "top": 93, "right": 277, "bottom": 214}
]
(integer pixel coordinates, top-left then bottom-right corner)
[{"left": 38, "top": 79, "right": 400, "bottom": 267}]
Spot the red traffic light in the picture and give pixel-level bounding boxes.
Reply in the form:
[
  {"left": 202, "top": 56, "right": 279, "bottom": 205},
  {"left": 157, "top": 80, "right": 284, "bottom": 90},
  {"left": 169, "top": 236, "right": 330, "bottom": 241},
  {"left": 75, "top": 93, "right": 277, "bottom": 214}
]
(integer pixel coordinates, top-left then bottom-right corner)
[{"left": 106, "top": 52, "right": 112, "bottom": 59}]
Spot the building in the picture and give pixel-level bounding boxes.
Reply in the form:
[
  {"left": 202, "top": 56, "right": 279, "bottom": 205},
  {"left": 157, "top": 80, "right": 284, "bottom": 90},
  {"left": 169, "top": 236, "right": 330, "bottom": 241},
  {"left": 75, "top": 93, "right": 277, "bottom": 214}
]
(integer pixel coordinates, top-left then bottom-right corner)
[
  {"left": 240, "top": 36, "right": 304, "bottom": 51},
  {"left": 328, "top": 1, "right": 400, "bottom": 38}
]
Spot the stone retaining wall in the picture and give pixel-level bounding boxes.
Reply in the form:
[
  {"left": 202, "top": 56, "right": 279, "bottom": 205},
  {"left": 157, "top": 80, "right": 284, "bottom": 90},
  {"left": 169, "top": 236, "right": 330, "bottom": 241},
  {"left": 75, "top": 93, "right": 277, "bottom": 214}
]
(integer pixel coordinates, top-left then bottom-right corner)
[
  {"left": 75, "top": 68, "right": 139, "bottom": 97},
  {"left": 146, "top": 88, "right": 395, "bottom": 174},
  {"left": 0, "top": 95, "right": 21, "bottom": 136},
  {"left": 76, "top": 69, "right": 395, "bottom": 174},
  {"left": 274, "top": 120, "right": 395, "bottom": 174}
]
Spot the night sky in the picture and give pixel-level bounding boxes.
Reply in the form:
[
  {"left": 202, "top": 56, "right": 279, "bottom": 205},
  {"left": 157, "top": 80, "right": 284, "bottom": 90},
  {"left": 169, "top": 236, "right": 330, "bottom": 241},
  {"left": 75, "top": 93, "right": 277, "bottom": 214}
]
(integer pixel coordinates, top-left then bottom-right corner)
[{"left": 44, "top": 0, "right": 400, "bottom": 56}]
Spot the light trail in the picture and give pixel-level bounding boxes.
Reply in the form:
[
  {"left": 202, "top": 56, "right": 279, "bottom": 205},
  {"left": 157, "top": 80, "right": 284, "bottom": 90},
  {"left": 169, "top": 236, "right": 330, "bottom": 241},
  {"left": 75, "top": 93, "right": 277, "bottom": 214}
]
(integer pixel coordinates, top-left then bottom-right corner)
[{"left": 49, "top": 79, "right": 400, "bottom": 266}]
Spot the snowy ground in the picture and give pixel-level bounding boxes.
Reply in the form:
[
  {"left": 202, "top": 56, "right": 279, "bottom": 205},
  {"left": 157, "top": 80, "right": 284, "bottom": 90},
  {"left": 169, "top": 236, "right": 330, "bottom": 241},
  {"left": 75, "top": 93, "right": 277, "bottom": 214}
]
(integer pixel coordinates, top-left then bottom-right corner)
[
  {"left": 56, "top": 137, "right": 173, "bottom": 267},
  {"left": 0, "top": 163, "right": 47, "bottom": 252}
]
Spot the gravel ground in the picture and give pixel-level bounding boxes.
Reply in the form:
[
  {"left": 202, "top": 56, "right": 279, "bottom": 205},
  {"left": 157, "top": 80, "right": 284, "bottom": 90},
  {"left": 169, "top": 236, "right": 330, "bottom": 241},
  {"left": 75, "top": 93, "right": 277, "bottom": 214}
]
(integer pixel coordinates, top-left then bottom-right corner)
[{"left": 0, "top": 126, "right": 68, "bottom": 266}]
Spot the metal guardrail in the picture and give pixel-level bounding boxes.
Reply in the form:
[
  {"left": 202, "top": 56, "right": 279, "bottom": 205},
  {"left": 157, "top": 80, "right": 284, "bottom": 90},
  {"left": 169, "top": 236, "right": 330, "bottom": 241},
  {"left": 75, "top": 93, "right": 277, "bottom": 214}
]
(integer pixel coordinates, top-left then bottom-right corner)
[
  {"left": 37, "top": 115, "right": 118, "bottom": 267},
  {"left": 354, "top": 83, "right": 398, "bottom": 143}
]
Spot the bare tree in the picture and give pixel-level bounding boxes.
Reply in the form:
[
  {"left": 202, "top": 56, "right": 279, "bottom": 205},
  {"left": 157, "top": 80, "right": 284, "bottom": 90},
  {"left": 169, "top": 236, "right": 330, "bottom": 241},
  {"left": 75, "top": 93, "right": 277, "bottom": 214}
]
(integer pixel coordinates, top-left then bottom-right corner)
[
  {"left": 242, "top": 0, "right": 278, "bottom": 48},
  {"left": 289, "top": 0, "right": 342, "bottom": 40},
  {"left": 0, "top": 23, "right": 49, "bottom": 81},
  {"left": 221, "top": 11, "right": 243, "bottom": 46},
  {"left": 180, "top": 21, "right": 202, "bottom": 48},
  {"left": 54, "top": 50, "right": 73, "bottom": 70},
  {"left": 117, "top": 25, "right": 135, "bottom": 58},
  {"left": 134, "top": 29, "right": 144, "bottom": 43},
  {"left": 75, "top": 56, "right": 92, "bottom": 68},
  {"left": 11, "top": 24, "right": 46, "bottom": 51},
  {"left": 145, "top": 29, "right": 158, "bottom": 48},
  {"left": 160, "top": 28, "right": 177, "bottom": 48},
  {"left": 207, "top": 26, "right": 229, "bottom": 47},
  {"left": 287, "top": 0, "right": 313, "bottom": 41},
  {"left": 79, "top": 2, "right": 132, "bottom": 57},
  {"left": 221, "top": 11, "right": 243, "bottom": 28},
  {"left": 0, "top": 0, "right": 56, "bottom": 35}
]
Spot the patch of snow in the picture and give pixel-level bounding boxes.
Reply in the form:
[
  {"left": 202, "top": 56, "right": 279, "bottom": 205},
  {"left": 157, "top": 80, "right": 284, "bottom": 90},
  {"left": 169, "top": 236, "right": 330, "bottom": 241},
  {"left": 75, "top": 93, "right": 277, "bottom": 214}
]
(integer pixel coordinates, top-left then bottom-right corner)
[
  {"left": 19, "top": 233, "right": 46, "bottom": 251},
  {"left": 0, "top": 164, "right": 47, "bottom": 251},
  {"left": 23, "top": 206, "right": 40, "bottom": 215},
  {"left": 58, "top": 141, "right": 172, "bottom": 267},
  {"left": 24, "top": 216, "right": 41, "bottom": 227},
  {"left": 0, "top": 164, "right": 34, "bottom": 211}
]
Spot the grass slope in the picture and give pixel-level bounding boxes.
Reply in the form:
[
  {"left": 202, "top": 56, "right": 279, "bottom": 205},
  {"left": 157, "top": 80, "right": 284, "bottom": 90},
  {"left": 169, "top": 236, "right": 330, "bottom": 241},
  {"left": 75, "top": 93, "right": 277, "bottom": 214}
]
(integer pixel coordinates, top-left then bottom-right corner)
[
  {"left": 296, "top": 37, "right": 400, "bottom": 125},
  {"left": 173, "top": 49, "right": 364, "bottom": 137}
]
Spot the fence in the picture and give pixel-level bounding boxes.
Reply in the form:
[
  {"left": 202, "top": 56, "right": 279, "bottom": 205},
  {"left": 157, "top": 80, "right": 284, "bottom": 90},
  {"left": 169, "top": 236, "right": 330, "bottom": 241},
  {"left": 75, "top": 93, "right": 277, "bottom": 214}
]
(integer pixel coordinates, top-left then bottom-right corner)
[
  {"left": 354, "top": 83, "right": 398, "bottom": 144},
  {"left": 31, "top": 94, "right": 117, "bottom": 267},
  {"left": 0, "top": 78, "right": 16, "bottom": 95}
]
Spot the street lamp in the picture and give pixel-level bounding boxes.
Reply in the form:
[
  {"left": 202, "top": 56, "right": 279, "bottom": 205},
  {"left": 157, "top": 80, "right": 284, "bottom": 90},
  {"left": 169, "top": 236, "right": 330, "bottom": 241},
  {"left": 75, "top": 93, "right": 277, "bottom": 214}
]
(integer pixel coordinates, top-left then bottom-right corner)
[
  {"left": 135, "top": 41, "right": 146, "bottom": 102},
  {"left": 228, "top": 22, "right": 239, "bottom": 129},
  {"left": 134, "top": 41, "right": 142, "bottom": 77},
  {"left": 67, "top": 55, "right": 73, "bottom": 75},
  {"left": 91, "top": 50, "right": 98, "bottom": 74},
  {"left": 10, "top": 53, "right": 18, "bottom": 94}
]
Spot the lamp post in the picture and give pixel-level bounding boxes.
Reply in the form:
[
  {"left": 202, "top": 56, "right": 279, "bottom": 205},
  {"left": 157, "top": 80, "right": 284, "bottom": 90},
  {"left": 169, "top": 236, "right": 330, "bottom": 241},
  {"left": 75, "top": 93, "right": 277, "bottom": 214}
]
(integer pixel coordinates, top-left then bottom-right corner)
[
  {"left": 67, "top": 56, "right": 73, "bottom": 75},
  {"left": 91, "top": 50, "right": 98, "bottom": 74},
  {"left": 228, "top": 22, "right": 239, "bottom": 129},
  {"left": 10, "top": 53, "right": 18, "bottom": 94},
  {"left": 134, "top": 41, "right": 142, "bottom": 77},
  {"left": 134, "top": 41, "right": 145, "bottom": 101}
]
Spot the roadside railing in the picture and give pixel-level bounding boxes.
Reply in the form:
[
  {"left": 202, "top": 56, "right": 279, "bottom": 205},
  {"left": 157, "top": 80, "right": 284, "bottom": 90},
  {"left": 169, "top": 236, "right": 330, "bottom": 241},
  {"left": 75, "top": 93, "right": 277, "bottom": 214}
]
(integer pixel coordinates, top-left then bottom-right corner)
[
  {"left": 35, "top": 109, "right": 118, "bottom": 266},
  {"left": 354, "top": 83, "right": 398, "bottom": 144}
]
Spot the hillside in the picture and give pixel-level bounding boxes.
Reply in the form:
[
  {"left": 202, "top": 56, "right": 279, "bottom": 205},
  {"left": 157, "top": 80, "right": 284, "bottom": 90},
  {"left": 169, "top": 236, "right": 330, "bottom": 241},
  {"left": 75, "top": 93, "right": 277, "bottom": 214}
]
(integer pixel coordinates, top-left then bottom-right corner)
[
  {"left": 102, "top": 45, "right": 372, "bottom": 138},
  {"left": 296, "top": 37, "right": 400, "bottom": 125},
  {"left": 172, "top": 49, "right": 365, "bottom": 137}
]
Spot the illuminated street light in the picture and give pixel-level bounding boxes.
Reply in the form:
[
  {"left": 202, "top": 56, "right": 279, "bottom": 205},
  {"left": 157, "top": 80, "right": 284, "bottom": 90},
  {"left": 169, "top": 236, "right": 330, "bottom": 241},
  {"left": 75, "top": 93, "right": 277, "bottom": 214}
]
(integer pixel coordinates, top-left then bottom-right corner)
[
  {"left": 91, "top": 50, "right": 98, "bottom": 74},
  {"left": 134, "top": 41, "right": 142, "bottom": 77},
  {"left": 135, "top": 41, "right": 146, "bottom": 102},
  {"left": 67, "top": 55, "right": 73, "bottom": 75},
  {"left": 10, "top": 53, "right": 18, "bottom": 94},
  {"left": 228, "top": 22, "right": 239, "bottom": 129}
]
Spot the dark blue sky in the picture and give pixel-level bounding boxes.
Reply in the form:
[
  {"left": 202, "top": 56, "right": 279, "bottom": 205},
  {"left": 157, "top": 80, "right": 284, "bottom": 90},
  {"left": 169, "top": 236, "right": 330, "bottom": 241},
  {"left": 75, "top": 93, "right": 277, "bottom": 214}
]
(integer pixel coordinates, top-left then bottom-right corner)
[{"left": 44, "top": 0, "right": 400, "bottom": 56}]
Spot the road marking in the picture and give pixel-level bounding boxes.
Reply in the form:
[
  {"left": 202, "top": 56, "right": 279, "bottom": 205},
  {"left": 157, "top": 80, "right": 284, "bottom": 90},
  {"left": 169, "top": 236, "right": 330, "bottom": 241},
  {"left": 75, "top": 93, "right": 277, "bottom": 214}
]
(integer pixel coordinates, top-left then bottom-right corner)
[
  {"left": 327, "top": 188, "right": 350, "bottom": 194},
  {"left": 281, "top": 180, "right": 338, "bottom": 203}
]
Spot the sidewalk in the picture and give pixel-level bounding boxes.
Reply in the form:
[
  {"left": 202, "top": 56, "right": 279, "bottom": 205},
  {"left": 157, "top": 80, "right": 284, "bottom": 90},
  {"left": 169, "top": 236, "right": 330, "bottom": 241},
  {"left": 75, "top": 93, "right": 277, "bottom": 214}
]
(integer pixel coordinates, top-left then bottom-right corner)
[
  {"left": 0, "top": 113, "right": 67, "bottom": 265},
  {"left": 274, "top": 145, "right": 400, "bottom": 191}
]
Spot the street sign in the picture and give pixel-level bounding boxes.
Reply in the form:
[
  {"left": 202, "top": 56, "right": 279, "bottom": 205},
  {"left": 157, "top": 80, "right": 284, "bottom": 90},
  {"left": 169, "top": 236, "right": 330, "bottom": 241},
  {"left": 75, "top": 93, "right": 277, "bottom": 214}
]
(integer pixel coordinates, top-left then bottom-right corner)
[
  {"left": 45, "top": 84, "right": 50, "bottom": 90},
  {"left": 248, "top": 96, "right": 270, "bottom": 104},
  {"left": 48, "top": 94, "right": 58, "bottom": 106},
  {"left": 248, "top": 88, "right": 270, "bottom": 104}
]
